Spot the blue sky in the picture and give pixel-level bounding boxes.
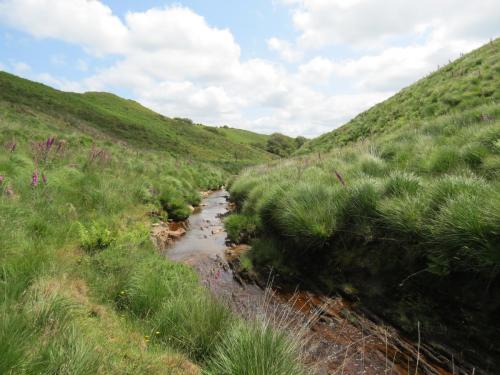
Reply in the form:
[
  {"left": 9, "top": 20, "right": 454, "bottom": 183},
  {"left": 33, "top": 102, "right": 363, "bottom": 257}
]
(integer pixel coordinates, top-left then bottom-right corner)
[{"left": 0, "top": 0, "right": 498, "bottom": 136}]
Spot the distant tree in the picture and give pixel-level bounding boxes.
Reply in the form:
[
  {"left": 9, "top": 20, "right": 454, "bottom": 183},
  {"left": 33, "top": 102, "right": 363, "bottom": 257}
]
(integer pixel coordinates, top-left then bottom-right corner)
[
  {"left": 173, "top": 117, "right": 194, "bottom": 125},
  {"left": 295, "top": 136, "right": 307, "bottom": 148},
  {"left": 266, "top": 133, "right": 296, "bottom": 157}
]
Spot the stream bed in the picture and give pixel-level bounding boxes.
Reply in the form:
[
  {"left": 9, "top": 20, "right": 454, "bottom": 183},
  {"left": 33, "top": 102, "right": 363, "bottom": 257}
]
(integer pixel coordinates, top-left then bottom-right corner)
[{"left": 162, "top": 190, "right": 456, "bottom": 375}]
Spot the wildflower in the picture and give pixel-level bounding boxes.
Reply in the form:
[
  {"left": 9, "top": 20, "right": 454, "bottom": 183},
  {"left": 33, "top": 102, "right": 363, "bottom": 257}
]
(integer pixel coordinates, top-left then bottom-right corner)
[
  {"left": 120, "top": 290, "right": 126, "bottom": 295},
  {"left": 144, "top": 335, "right": 150, "bottom": 341},
  {"left": 155, "top": 331, "right": 160, "bottom": 335},
  {"left": 32, "top": 170, "right": 39, "bottom": 187},
  {"left": 46, "top": 137, "right": 55, "bottom": 149},
  {"left": 42, "top": 174, "right": 47, "bottom": 185}
]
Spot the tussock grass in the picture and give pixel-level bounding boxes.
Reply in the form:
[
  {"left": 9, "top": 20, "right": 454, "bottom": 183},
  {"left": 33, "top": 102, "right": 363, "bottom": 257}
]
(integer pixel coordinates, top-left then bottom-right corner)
[
  {"left": 225, "top": 39, "right": 500, "bottom": 369},
  {"left": 206, "top": 319, "right": 304, "bottom": 375},
  {"left": 0, "top": 82, "right": 303, "bottom": 373}
]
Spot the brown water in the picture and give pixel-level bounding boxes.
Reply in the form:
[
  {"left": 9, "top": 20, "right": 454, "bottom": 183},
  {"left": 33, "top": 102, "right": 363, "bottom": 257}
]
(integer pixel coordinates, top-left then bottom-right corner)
[{"left": 162, "top": 190, "right": 457, "bottom": 375}]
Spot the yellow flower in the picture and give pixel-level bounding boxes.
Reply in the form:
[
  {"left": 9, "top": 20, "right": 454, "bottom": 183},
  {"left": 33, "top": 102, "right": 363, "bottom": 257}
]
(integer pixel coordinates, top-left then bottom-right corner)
[
  {"left": 155, "top": 331, "right": 160, "bottom": 335},
  {"left": 144, "top": 335, "right": 150, "bottom": 340},
  {"left": 120, "top": 291, "right": 125, "bottom": 295}
]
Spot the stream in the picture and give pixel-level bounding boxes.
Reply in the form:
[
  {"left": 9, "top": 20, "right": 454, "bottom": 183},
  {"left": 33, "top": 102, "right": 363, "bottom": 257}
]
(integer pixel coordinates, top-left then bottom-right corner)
[{"left": 161, "top": 190, "right": 456, "bottom": 375}]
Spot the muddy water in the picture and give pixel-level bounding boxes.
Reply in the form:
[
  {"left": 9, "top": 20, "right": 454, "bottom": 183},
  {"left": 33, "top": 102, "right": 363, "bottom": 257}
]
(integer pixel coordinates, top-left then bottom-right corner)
[{"left": 163, "top": 191, "right": 455, "bottom": 375}]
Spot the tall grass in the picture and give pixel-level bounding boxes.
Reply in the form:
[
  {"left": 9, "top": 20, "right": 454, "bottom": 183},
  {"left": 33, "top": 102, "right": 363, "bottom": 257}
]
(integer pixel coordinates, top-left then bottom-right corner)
[
  {"left": 226, "top": 102, "right": 500, "bottom": 369},
  {"left": 0, "top": 100, "right": 306, "bottom": 374},
  {"left": 206, "top": 319, "right": 304, "bottom": 375}
]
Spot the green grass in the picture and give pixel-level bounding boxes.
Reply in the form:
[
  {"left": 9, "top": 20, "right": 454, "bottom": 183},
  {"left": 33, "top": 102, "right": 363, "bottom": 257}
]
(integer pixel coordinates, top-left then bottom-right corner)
[
  {"left": 206, "top": 319, "right": 304, "bottom": 375},
  {"left": 302, "top": 38, "right": 500, "bottom": 153},
  {"left": 0, "top": 71, "right": 275, "bottom": 172},
  {"left": 226, "top": 39, "right": 500, "bottom": 371},
  {"left": 0, "top": 72, "right": 301, "bottom": 373}
]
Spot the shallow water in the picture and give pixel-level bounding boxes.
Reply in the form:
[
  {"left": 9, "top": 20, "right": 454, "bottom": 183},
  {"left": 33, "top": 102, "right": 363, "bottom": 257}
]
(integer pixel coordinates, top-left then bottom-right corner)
[
  {"left": 163, "top": 190, "right": 456, "bottom": 375},
  {"left": 167, "top": 190, "right": 229, "bottom": 262}
]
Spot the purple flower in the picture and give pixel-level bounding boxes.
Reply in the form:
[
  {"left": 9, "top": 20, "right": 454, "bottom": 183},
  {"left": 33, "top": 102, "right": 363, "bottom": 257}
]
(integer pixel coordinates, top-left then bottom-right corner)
[
  {"left": 46, "top": 137, "right": 55, "bottom": 149},
  {"left": 42, "top": 174, "right": 47, "bottom": 185},
  {"left": 32, "top": 170, "right": 39, "bottom": 187}
]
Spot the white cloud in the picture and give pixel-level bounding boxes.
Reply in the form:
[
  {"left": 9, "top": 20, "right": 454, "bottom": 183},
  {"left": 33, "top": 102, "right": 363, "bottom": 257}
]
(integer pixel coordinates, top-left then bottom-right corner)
[
  {"left": 298, "top": 36, "right": 480, "bottom": 92},
  {"left": 0, "top": 0, "right": 498, "bottom": 137},
  {"left": 282, "top": 0, "right": 500, "bottom": 49},
  {"left": 267, "top": 37, "right": 302, "bottom": 62},
  {"left": 0, "top": 0, "right": 127, "bottom": 55}
]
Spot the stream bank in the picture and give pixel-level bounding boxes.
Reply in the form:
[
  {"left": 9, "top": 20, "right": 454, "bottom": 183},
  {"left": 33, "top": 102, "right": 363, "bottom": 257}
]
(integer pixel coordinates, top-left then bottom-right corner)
[{"left": 157, "top": 190, "right": 458, "bottom": 375}]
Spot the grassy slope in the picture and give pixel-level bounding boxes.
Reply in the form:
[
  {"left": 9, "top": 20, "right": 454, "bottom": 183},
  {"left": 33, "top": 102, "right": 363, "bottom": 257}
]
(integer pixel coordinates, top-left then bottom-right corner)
[
  {"left": 226, "top": 40, "right": 500, "bottom": 372},
  {"left": 302, "top": 38, "right": 500, "bottom": 153},
  {"left": 0, "top": 75, "right": 301, "bottom": 374},
  {"left": 0, "top": 72, "right": 275, "bottom": 170},
  {"left": 216, "top": 127, "right": 271, "bottom": 149}
]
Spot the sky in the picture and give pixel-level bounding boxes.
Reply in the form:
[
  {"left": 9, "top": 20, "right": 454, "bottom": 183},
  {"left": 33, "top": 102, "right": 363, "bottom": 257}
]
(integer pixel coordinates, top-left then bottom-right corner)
[{"left": 0, "top": 1, "right": 499, "bottom": 137}]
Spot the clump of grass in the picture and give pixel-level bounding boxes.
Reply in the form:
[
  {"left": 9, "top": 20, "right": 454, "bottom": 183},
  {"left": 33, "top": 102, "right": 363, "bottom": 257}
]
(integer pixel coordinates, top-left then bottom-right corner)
[
  {"left": 384, "top": 172, "right": 423, "bottom": 197},
  {"left": 125, "top": 257, "right": 197, "bottom": 317},
  {"left": 274, "top": 182, "right": 348, "bottom": 247},
  {"left": 206, "top": 319, "right": 304, "bottom": 375},
  {"left": 224, "top": 214, "right": 258, "bottom": 243},
  {"left": 154, "top": 291, "right": 233, "bottom": 362}
]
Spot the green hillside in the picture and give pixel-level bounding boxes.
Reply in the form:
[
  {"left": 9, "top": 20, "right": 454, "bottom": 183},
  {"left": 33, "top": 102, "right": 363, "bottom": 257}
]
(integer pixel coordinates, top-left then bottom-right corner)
[
  {"left": 302, "top": 38, "right": 500, "bottom": 153},
  {"left": 0, "top": 71, "right": 274, "bottom": 170},
  {"left": 0, "top": 74, "right": 302, "bottom": 374},
  {"left": 216, "top": 126, "right": 271, "bottom": 149},
  {"left": 225, "top": 39, "right": 500, "bottom": 372}
]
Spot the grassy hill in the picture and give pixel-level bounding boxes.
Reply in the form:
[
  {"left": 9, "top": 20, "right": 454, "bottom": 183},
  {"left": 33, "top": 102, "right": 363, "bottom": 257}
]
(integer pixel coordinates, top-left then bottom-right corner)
[
  {"left": 216, "top": 126, "right": 271, "bottom": 149},
  {"left": 0, "top": 74, "right": 301, "bottom": 374},
  {"left": 225, "top": 39, "right": 500, "bottom": 372},
  {"left": 301, "top": 38, "right": 500, "bottom": 153},
  {"left": 0, "top": 71, "right": 275, "bottom": 171}
]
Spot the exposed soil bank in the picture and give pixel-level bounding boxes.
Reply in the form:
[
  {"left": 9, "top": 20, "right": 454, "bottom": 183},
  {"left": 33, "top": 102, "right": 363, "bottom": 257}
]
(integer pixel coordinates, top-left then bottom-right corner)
[{"left": 160, "top": 190, "right": 460, "bottom": 375}]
